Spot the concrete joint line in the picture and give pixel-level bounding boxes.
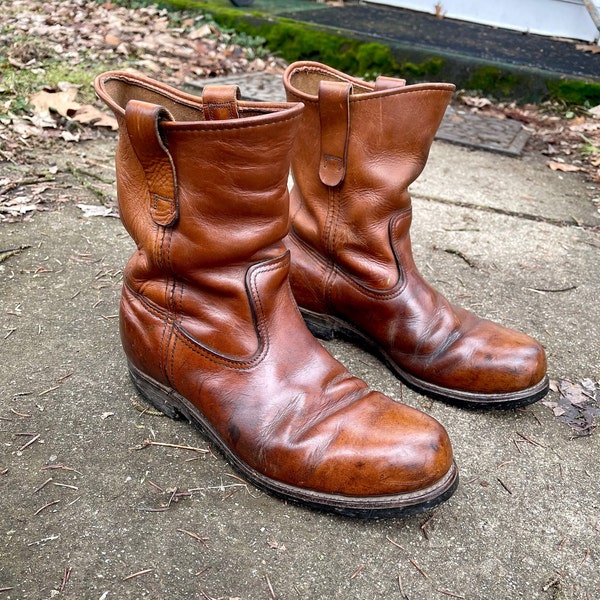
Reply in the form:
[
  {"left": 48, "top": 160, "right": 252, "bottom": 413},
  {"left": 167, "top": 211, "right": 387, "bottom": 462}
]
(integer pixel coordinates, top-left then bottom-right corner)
[{"left": 414, "top": 193, "right": 600, "bottom": 233}]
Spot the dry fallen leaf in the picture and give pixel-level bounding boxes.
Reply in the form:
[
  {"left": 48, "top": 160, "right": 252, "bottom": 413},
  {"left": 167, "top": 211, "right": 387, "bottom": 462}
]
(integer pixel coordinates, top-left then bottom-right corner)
[
  {"left": 547, "top": 160, "right": 584, "bottom": 172},
  {"left": 72, "top": 105, "right": 118, "bottom": 130},
  {"left": 544, "top": 378, "right": 600, "bottom": 436},
  {"left": 29, "top": 88, "right": 80, "bottom": 118},
  {"left": 576, "top": 43, "right": 600, "bottom": 54},
  {"left": 76, "top": 204, "right": 116, "bottom": 217},
  {"left": 460, "top": 96, "right": 492, "bottom": 109},
  {"left": 589, "top": 105, "right": 600, "bottom": 119}
]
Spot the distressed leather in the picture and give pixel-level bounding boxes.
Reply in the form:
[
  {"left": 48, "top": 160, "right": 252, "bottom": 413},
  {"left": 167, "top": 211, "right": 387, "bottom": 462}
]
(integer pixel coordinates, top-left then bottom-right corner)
[
  {"left": 283, "top": 61, "right": 548, "bottom": 405},
  {"left": 93, "top": 71, "right": 457, "bottom": 508}
]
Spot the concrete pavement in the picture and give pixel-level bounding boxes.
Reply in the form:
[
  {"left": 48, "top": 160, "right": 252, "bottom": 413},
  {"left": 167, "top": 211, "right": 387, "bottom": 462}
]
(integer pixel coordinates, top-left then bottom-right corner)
[{"left": 1, "top": 116, "right": 599, "bottom": 598}]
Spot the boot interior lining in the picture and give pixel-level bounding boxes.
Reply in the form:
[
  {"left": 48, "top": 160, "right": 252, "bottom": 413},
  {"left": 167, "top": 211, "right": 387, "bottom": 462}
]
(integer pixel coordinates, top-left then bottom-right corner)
[
  {"left": 102, "top": 77, "right": 283, "bottom": 121},
  {"left": 104, "top": 78, "right": 203, "bottom": 120},
  {"left": 290, "top": 69, "right": 372, "bottom": 96}
]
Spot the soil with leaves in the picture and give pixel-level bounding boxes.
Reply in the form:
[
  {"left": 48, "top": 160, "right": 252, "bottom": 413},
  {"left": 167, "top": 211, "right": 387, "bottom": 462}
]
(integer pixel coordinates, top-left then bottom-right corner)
[
  {"left": 0, "top": 0, "right": 284, "bottom": 221},
  {"left": 458, "top": 94, "right": 600, "bottom": 186}
]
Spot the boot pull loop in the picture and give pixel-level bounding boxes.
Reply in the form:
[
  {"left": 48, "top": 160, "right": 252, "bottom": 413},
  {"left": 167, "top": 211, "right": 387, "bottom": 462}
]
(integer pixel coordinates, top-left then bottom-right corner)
[
  {"left": 125, "top": 99, "right": 178, "bottom": 228},
  {"left": 318, "top": 80, "right": 351, "bottom": 188},
  {"left": 374, "top": 75, "right": 406, "bottom": 90},
  {"left": 202, "top": 85, "right": 241, "bottom": 121}
]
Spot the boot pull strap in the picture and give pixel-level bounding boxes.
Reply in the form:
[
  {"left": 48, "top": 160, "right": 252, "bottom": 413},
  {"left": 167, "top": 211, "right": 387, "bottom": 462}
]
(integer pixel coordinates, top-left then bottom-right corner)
[
  {"left": 202, "top": 85, "right": 241, "bottom": 120},
  {"left": 125, "top": 99, "right": 178, "bottom": 228},
  {"left": 374, "top": 75, "right": 406, "bottom": 90},
  {"left": 318, "top": 80, "right": 351, "bottom": 188}
]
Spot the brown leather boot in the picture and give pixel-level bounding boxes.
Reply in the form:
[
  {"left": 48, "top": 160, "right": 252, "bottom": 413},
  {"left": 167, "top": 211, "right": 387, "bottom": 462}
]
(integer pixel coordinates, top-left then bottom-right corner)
[
  {"left": 93, "top": 71, "right": 458, "bottom": 517},
  {"left": 283, "top": 61, "right": 548, "bottom": 409}
]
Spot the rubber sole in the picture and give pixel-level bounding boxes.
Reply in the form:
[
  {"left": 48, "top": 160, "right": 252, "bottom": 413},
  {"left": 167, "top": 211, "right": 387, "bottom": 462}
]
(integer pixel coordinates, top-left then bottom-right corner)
[
  {"left": 128, "top": 361, "right": 459, "bottom": 518},
  {"left": 302, "top": 308, "right": 550, "bottom": 410}
]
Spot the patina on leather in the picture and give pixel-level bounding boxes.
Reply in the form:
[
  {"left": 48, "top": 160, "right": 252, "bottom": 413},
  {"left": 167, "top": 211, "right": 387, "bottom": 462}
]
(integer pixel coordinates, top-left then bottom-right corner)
[
  {"left": 283, "top": 61, "right": 549, "bottom": 409},
  {"left": 93, "top": 70, "right": 458, "bottom": 516}
]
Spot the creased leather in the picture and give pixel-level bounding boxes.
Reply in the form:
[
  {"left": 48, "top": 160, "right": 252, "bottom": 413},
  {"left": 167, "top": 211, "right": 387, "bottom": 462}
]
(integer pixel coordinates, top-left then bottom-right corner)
[
  {"left": 283, "top": 61, "right": 548, "bottom": 399},
  {"left": 93, "top": 70, "right": 456, "bottom": 498},
  {"left": 125, "top": 99, "right": 178, "bottom": 227}
]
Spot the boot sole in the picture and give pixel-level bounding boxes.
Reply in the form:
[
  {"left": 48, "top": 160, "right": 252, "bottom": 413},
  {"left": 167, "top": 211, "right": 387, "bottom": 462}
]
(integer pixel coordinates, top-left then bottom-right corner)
[
  {"left": 302, "top": 309, "right": 549, "bottom": 410},
  {"left": 128, "top": 361, "right": 459, "bottom": 518}
]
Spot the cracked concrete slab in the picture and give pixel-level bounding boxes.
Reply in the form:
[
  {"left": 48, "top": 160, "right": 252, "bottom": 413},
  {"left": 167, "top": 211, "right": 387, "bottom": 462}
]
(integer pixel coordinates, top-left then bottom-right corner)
[{"left": 1, "top": 134, "right": 599, "bottom": 599}]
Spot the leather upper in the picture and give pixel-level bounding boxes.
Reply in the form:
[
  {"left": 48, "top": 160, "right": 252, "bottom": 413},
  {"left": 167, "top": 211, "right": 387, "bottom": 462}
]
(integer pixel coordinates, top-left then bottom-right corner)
[
  {"left": 283, "top": 62, "right": 547, "bottom": 397},
  {"left": 94, "top": 70, "right": 456, "bottom": 496}
]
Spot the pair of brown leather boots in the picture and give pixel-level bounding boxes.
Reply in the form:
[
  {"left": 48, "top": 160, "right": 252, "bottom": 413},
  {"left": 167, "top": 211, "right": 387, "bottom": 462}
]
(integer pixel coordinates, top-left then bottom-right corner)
[{"left": 94, "top": 61, "right": 548, "bottom": 518}]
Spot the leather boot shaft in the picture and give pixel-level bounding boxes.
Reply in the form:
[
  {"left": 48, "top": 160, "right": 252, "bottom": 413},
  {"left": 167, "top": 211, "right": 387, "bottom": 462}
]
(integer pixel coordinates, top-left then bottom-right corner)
[
  {"left": 285, "top": 61, "right": 454, "bottom": 289},
  {"left": 95, "top": 72, "right": 303, "bottom": 372}
]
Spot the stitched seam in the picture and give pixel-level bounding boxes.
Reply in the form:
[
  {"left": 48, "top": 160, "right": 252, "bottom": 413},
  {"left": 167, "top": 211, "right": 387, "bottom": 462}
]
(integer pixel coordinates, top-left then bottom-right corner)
[
  {"left": 164, "top": 112, "right": 301, "bottom": 132},
  {"left": 290, "top": 218, "right": 410, "bottom": 301},
  {"left": 349, "top": 88, "right": 451, "bottom": 103},
  {"left": 322, "top": 186, "right": 333, "bottom": 254},
  {"left": 288, "top": 86, "right": 451, "bottom": 105},
  {"left": 151, "top": 192, "right": 175, "bottom": 209},
  {"left": 169, "top": 279, "right": 185, "bottom": 383},
  {"left": 330, "top": 186, "right": 341, "bottom": 259},
  {"left": 123, "top": 257, "right": 287, "bottom": 369},
  {"left": 207, "top": 101, "right": 238, "bottom": 120}
]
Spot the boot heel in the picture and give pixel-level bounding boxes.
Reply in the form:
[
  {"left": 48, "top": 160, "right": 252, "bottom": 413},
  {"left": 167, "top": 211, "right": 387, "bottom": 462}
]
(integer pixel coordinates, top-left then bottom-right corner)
[
  {"left": 128, "top": 363, "right": 182, "bottom": 420},
  {"left": 301, "top": 309, "right": 337, "bottom": 341}
]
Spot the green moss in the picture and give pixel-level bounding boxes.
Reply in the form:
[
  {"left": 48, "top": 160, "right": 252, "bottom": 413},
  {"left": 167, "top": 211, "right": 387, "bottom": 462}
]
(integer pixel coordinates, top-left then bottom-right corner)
[
  {"left": 102, "top": 0, "right": 600, "bottom": 105},
  {"left": 546, "top": 79, "right": 600, "bottom": 106},
  {"left": 465, "top": 66, "right": 523, "bottom": 98},
  {"left": 400, "top": 57, "right": 445, "bottom": 78}
]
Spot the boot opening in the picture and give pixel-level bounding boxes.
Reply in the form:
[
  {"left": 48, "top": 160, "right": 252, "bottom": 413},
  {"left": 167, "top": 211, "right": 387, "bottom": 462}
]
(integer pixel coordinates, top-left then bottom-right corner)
[
  {"left": 97, "top": 72, "right": 293, "bottom": 122},
  {"left": 287, "top": 64, "right": 372, "bottom": 96}
]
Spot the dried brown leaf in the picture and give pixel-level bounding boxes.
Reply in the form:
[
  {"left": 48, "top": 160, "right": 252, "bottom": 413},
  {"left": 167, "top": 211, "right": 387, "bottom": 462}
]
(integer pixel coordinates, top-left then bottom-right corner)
[
  {"left": 29, "top": 88, "right": 80, "bottom": 118},
  {"left": 460, "top": 96, "right": 492, "bottom": 109},
  {"left": 72, "top": 105, "right": 118, "bottom": 130},
  {"left": 547, "top": 160, "right": 584, "bottom": 172},
  {"left": 575, "top": 44, "right": 600, "bottom": 54}
]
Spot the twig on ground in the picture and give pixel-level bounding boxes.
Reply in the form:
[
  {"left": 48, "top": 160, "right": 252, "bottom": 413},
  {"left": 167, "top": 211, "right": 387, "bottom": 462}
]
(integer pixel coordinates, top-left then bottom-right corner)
[
  {"left": 350, "top": 565, "right": 364, "bottom": 579},
  {"left": 497, "top": 477, "right": 513, "bottom": 495},
  {"left": 437, "top": 589, "right": 466, "bottom": 599},
  {"left": 397, "top": 574, "right": 409, "bottom": 599},
  {"left": 18, "top": 433, "right": 40, "bottom": 451},
  {"left": 386, "top": 535, "right": 407, "bottom": 551},
  {"left": 177, "top": 529, "right": 210, "bottom": 549},
  {"left": 131, "top": 440, "right": 209, "bottom": 453},
  {"left": 33, "top": 477, "right": 53, "bottom": 493},
  {"left": 409, "top": 559, "right": 428, "bottom": 578},
  {"left": 59, "top": 567, "right": 72, "bottom": 592},
  {"left": 122, "top": 569, "right": 153, "bottom": 581},
  {"left": 34, "top": 500, "right": 60, "bottom": 515},
  {"left": 265, "top": 574, "right": 276, "bottom": 599}
]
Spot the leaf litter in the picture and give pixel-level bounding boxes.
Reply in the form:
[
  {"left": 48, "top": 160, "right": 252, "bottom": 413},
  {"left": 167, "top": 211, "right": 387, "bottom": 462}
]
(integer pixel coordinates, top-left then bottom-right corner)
[
  {"left": 543, "top": 378, "right": 600, "bottom": 436},
  {"left": 461, "top": 96, "right": 600, "bottom": 179},
  {"left": 2, "top": 0, "right": 600, "bottom": 224},
  {"left": 0, "top": 0, "right": 285, "bottom": 221}
]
